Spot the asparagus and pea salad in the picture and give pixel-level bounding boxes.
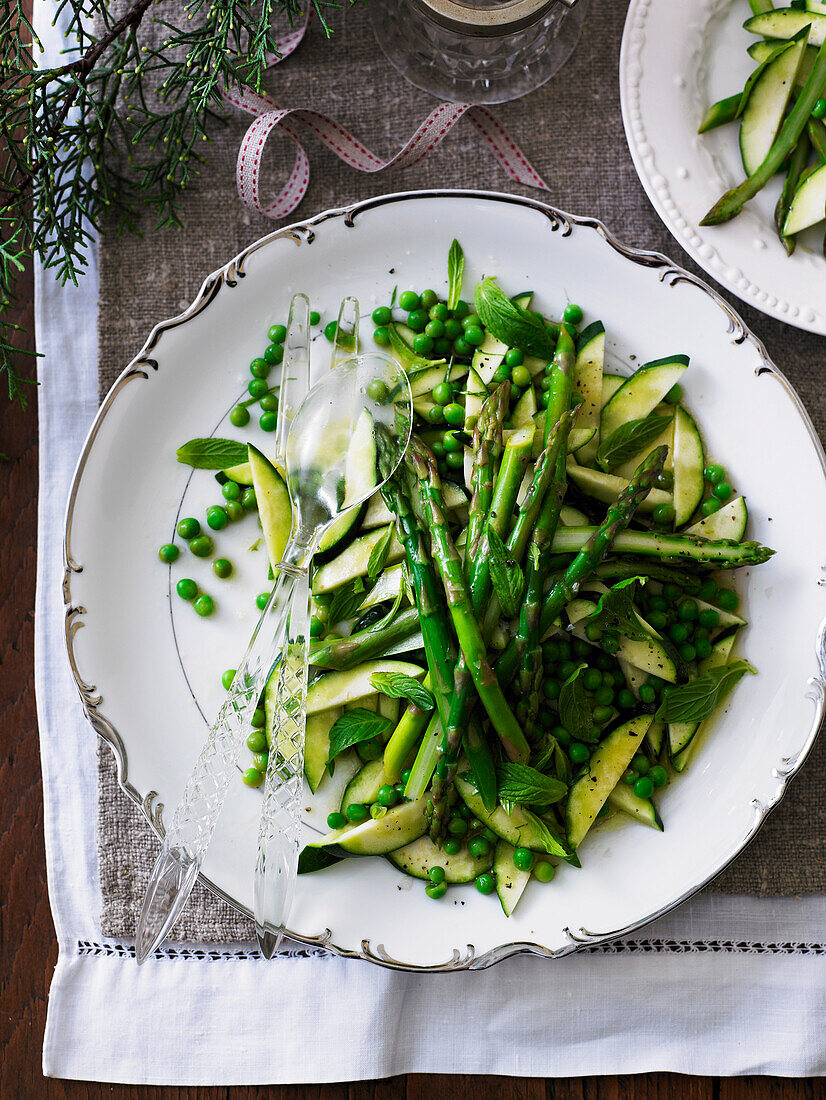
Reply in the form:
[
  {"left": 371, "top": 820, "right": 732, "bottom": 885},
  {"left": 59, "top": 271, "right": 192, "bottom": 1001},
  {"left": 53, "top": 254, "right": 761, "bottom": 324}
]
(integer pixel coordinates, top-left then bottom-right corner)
[
  {"left": 700, "top": 0, "right": 826, "bottom": 251},
  {"left": 160, "top": 242, "right": 774, "bottom": 916}
]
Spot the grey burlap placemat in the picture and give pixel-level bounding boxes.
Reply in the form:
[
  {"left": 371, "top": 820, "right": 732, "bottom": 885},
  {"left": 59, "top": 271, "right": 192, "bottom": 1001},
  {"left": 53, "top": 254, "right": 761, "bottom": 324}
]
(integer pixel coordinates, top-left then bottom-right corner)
[{"left": 97, "top": 0, "right": 826, "bottom": 940}]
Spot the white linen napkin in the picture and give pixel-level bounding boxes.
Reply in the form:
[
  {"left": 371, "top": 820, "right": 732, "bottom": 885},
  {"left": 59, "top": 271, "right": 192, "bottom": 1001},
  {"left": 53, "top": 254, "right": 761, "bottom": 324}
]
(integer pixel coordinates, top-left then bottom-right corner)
[{"left": 35, "top": 0, "right": 826, "bottom": 1083}]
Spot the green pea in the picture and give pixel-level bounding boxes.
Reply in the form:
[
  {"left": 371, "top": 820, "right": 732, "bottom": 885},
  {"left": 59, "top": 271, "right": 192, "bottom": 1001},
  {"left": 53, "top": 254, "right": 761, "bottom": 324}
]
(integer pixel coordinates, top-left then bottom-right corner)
[
  {"left": 222, "top": 480, "right": 241, "bottom": 501},
  {"left": 657, "top": 469, "right": 675, "bottom": 490},
  {"left": 206, "top": 505, "right": 228, "bottom": 531},
  {"left": 425, "top": 881, "right": 447, "bottom": 900},
  {"left": 427, "top": 405, "right": 445, "bottom": 425},
  {"left": 190, "top": 535, "right": 214, "bottom": 558},
  {"left": 601, "top": 635, "right": 620, "bottom": 654},
  {"left": 230, "top": 405, "right": 250, "bottom": 428},
  {"left": 695, "top": 638, "right": 712, "bottom": 659},
  {"left": 248, "top": 378, "right": 269, "bottom": 399},
  {"left": 256, "top": 591, "right": 270, "bottom": 611},
  {"left": 583, "top": 668, "right": 602, "bottom": 691},
  {"left": 260, "top": 411, "right": 278, "bottom": 432},
  {"left": 221, "top": 668, "right": 237, "bottom": 690},
  {"left": 649, "top": 765, "right": 668, "bottom": 788},
  {"left": 513, "top": 847, "right": 534, "bottom": 871},
  {"left": 701, "top": 497, "right": 722, "bottom": 516},
  {"left": 177, "top": 578, "right": 198, "bottom": 601},
  {"left": 158, "top": 543, "right": 179, "bottom": 564},
  {"left": 324, "top": 321, "right": 338, "bottom": 342},
  {"left": 399, "top": 290, "right": 420, "bottom": 311},
  {"left": 647, "top": 610, "right": 667, "bottom": 631},
  {"left": 631, "top": 754, "right": 649, "bottom": 775},
  {"left": 491, "top": 363, "right": 510, "bottom": 384},
  {"left": 226, "top": 501, "right": 245, "bottom": 522},
  {"left": 443, "top": 318, "right": 462, "bottom": 340},
  {"left": 557, "top": 659, "right": 577, "bottom": 680},
  {"left": 250, "top": 707, "right": 265, "bottom": 729},
  {"left": 704, "top": 464, "right": 725, "bottom": 484},
  {"left": 213, "top": 558, "right": 233, "bottom": 579},
  {"left": 247, "top": 729, "right": 267, "bottom": 752},
  {"left": 717, "top": 588, "right": 739, "bottom": 610},
  {"left": 463, "top": 326, "right": 484, "bottom": 347},
  {"left": 633, "top": 777, "right": 654, "bottom": 799},
  {"left": 242, "top": 487, "right": 257, "bottom": 511},
  {"left": 448, "top": 816, "right": 468, "bottom": 836},
  {"left": 377, "top": 784, "right": 399, "bottom": 807},
  {"left": 268, "top": 323, "right": 287, "bottom": 343},
  {"left": 451, "top": 299, "right": 469, "bottom": 319},
  {"left": 177, "top": 517, "right": 201, "bottom": 540},
  {"left": 469, "top": 836, "right": 491, "bottom": 858},
  {"left": 677, "top": 598, "right": 698, "bottom": 621},
  {"left": 427, "top": 302, "right": 447, "bottom": 323},
  {"left": 698, "top": 578, "right": 718, "bottom": 601},
  {"left": 453, "top": 338, "right": 472, "bottom": 357},
  {"left": 543, "top": 679, "right": 561, "bottom": 701},
  {"left": 533, "top": 860, "right": 555, "bottom": 882},
  {"left": 415, "top": 289, "right": 435, "bottom": 310},
  {"left": 563, "top": 303, "right": 583, "bottom": 325},
  {"left": 408, "top": 309, "right": 429, "bottom": 332},
  {"left": 425, "top": 319, "right": 445, "bottom": 340},
  {"left": 264, "top": 343, "right": 284, "bottom": 367},
  {"left": 593, "top": 704, "right": 613, "bottom": 724},
  {"left": 413, "top": 333, "right": 434, "bottom": 355},
  {"left": 652, "top": 502, "right": 676, "bottom": 525},
  {"left": 443, "top": 402, "right": 464, "bottom": 426},
  {"left": 618, "top": 689, "right": 635, "bottom": 709},
  {"left": 431, "top": 441, "right": 446, "bottom": 459},
  {"left": 345, "top": 802, "right": 369, "bottom": 822},
  {"left": 813, "top": 98, "right": 826, "bottom": 119},
  {"left": 552, "top": 725, "right": 571, "bottom": 746},
  {"left": 712, "top": 481, "right": 733, "bottom": 502},
  {"left": 504, "top": 348, "right": 524, "bottom": 367},
  {"left": 585, "top": 622, "right": 603, "bottom": 642},
  {"left": 370, "top": 307, "right": 391, "bottom": 328},
  {"left": 511, "top": 365, "right": 531, "bottom": 389},
  {"left": 669, "top": 622, "right": 689, "bottom": 644},
  {"left": 250, "top": 357, "right": 270, "bottom": 378},
  {"left": 309, "top": 310, "right": 321, "bottom": 326},
  {"left": 569, "top": 742, "right": 590, "bottom": 764},
  {"left": 442, "top": 430, "right": 461, "bottom": 453},
  {"left": 327, "top": 811, "right": 347, "bottom": 829},
  {"left": 475, "top": 872, "right": 496, "bottom": 895},
  {"left": 366, "top": 380, "right": 389, "bottom": 404},
  {"left": 679, "top": 643, "right": 697, "bottom": 662},
  {"left": 443, "top": 838, "right": 462, "bottom": 855},
  {"left": 698, "top": 608, "right": 719, "bottom": 628},
  {"left": 663, "top": 383, "right": 682, "bottom": 404},
  {"left": 428, "top": 865, "right": 446, "bottom": 885},
  {"left": 254, "top": 752, "right": 270, "bottom": 773},
  {"left": 193, "top": 594, "right": 215, "bottom": 617},
  {"left": 242, "top": 767, "right": 263, "bottom": 787}
]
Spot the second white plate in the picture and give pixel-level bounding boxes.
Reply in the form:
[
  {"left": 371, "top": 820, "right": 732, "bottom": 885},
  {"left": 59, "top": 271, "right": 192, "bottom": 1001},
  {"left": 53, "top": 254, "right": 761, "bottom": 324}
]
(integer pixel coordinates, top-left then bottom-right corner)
[{"left": 620, "top": 0, "right": 826, "bottom": 335}]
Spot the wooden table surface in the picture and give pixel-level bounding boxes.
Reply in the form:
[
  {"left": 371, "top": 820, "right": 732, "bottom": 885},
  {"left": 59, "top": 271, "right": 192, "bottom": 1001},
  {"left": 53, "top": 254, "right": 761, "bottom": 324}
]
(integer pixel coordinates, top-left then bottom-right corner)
[{"left": 1, "top": 265, "right": 820, "bottom": 1097}]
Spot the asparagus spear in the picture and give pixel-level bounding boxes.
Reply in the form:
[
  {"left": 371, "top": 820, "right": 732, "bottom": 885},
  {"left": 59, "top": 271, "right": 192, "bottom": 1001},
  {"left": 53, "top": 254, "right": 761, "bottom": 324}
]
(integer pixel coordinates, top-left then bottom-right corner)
[
  {"left": 310, "top": 607, "right": 421, "bottom": 669},
  {"left": 776, "top": 131, "right": 811, "bottom": 255},
  {"left": 409, "top": 440, "right": 531, "bottom": 764},
  {"left": 548, "top": 526, "right": 775, "bottom": 566},
  {"left": 465, "top": 383, "right": 508, "bottom": 570},
  {"left": 497, "top": 447, "right": 668, "bottom": 686},
  {"left": 701, "top": 35, "right": 826, "bottom": 225}
]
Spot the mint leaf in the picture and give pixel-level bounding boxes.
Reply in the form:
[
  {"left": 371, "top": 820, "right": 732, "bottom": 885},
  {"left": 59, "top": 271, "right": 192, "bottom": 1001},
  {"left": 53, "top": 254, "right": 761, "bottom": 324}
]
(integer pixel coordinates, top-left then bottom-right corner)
[
  {"left": 370, "top": 671, "right": 433, "bottom": 711},
  {"left": 328, "top": 578, "right": 367, "bottom": 625},
  {"left": 176, "top": 438, "right": 250, "bottom": 470},
  {"left": 656, "top": 660, "right": 755, "bottom": 725},
  {"left": 325, "top": 708, "right": 393, "bottom": 771},
  {"left": 474, "top": 277, "right": 556, "bottom": 359},
  {"left": 585, "top": 578, "right": 650, "bottom": 642},
  {"left": 558, "top": 663, "right": 597, "bottom": 742},
  {"left": 497, "top": 763, "right": 567, "bottom": 806},
  {"left": 447, "top": 239, "right": 464, "bottom": 311},
  {"left": 523, "top": 809, "right": 578, "bottom": 864},
  {"left": 486, "top": 526, "right": 524, "bottom": 617},
  {"left": 367, "top": 525, "right": 393, "bottom": 580},
  {"left": 596, "top": 414, "right": 673, "bottom": 472}
]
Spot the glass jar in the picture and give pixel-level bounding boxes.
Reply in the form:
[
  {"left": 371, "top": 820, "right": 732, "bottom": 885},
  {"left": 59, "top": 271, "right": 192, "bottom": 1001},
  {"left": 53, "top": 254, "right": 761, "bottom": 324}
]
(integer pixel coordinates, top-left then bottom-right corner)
[{"left": 369, "top": 0, "right": 588, "bottom": 104}]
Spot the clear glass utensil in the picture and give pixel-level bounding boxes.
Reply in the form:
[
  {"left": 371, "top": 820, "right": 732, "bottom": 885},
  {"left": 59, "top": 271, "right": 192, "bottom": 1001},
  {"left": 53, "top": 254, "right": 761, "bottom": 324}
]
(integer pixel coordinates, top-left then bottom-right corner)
[
  {"left": 135, "top": 354, "right": 412, "bottom": 963},
  {"left": 369, "top": 0, "right": 588, "bottom": 104},
  {"left": 274, "top": 293, "right": 311, "bottom": 470}
]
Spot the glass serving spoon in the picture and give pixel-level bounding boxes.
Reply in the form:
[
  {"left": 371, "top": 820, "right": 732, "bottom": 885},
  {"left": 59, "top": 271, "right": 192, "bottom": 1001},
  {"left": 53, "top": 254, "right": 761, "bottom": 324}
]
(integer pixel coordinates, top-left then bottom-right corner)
[{"left": 135, "top": 353, "right": 412, "bottom": 963}]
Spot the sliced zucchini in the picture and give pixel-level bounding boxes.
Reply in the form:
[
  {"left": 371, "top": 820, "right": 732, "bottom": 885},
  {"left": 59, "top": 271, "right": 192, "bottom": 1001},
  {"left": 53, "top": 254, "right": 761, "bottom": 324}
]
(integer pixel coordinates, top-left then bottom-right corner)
[
  {"left": 464, "top": 367, "right": 487, "bottom": 433},
  {"left": 745, "top": 8, "right": 826, "bottom": 49},
  {"left": 455, "top": 775, "right": 570, "bottom": 857},
  {"left": 307, "top": 659, "right": 424, "bottom": 714},
  {"left": 613, "top": 416, "right": 675, "bottom": 482},
  {"left": 600, "top": 356, "right": 689, "bottom": 440},
  {"left": 493, "top": 840, "right": 532, "bottom": 916},
  {"left": 312, "top": 525, "right": 404, "bottom": 593},
  {"left": 560, "top": 503, "right": 590, "bottom": 525},
  {"left": 601, "top": 373, "right": 625, "bottom": 406},
  {"left": 409, "top": 363, "right": 467, "bottom": 398},
  {"left": 566, "top": 459, "right": 673, "bottom": 514},
  {"left": 748, "top": 39, "right": 817, "bottom": 87},
  {"left": 646, "top": 716, "right": 665, "bottom": 756},
  {"left": 684, "top": 496, "right": 748, "bottom": 541},
  {"left": 340, "top": 759, "right": 387, "bottom": 810},
  {"left": 358, "top": 562, "right": 405, "bottom": 611},
  {"left": 572, "top": 321, "right": 605, "bottom": 464},
  {"left": 312, "top": 795, "right": 429, "bottom": 855},
  {"left": 222, "top": 460, "right": 253, "bottom": 484},
  {"left": 607, "top": 781, "right": 663, "bottom": 831},
  {"left": 568, "top": 600, "right": 679, "bottom": 683},
  {"left": 389, "top": 835, "right": 493, "bottom": 883},
  {"left": 740, "top": 31, "right": 807, "bottom": 175},
  {"left": 248, "top": 445, "right": 292, "bottom": 570},
  {"left": 303, "top": 707, "right": 343, "bottom": 792},
  {"left": 316, "top": 506, "right": 364, "bottom": 558},
  {"left": 566, "top": 714, "right": 654, "bottom": 849},
  {"left": 672, "top": 405, "right": 705, "bottom": 527},
  {"left": 529, "top": 415, "right": 595, "bottom": 458},
  {"left": 784, "top": 161, "right": 826, "bottom": 235},
  {"left": 512, "top": 291, "right": 534, "bottom": 309},
  {"left": 471, "top": 332, "right": 509, "bottom": 386},
  {"left": 668, "top": 632, "right": 739, "bottom": 767},
  {"left": 512, "top": 386, "right": 537, "bottom": 428}
]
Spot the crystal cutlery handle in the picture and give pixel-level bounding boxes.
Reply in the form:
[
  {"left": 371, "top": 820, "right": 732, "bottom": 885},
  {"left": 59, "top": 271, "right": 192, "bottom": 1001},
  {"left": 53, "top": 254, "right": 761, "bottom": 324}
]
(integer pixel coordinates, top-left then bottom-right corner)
[
  {"left": 135, "top": 562, "right": 297, "bottom": 962},
  {"left": 254, "top": 568, "right": 311, "bottom": 957}
]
